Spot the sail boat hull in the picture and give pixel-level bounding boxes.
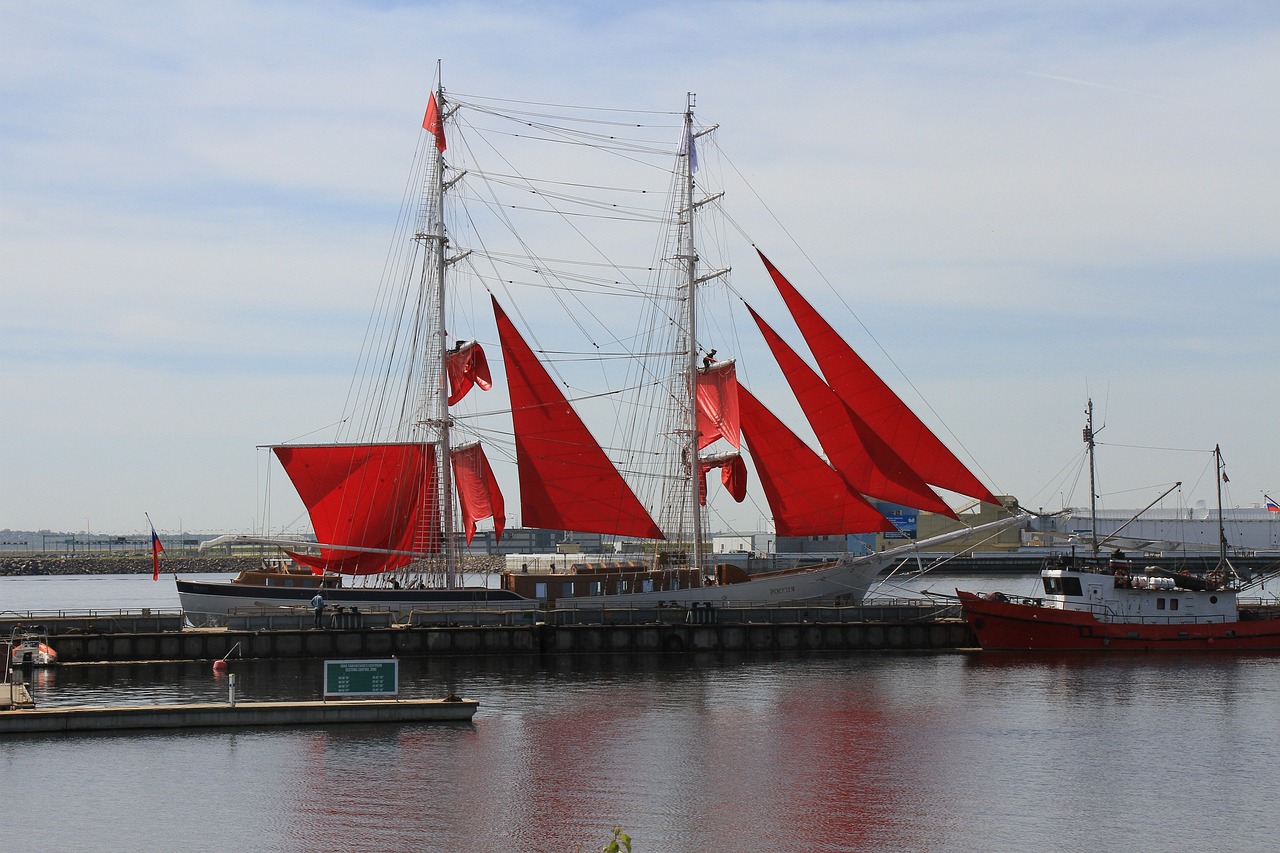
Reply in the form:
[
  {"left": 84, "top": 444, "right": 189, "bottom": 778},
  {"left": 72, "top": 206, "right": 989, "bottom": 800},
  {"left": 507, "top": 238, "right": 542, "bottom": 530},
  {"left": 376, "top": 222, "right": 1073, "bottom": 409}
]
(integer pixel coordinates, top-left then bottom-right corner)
[
  {"left": 175, "top": 578, "right": 533, "bottom": 627},
  {"left": 503, "top": 555, "right": 884, "bottom": 609},
  {"left": 507, "top": 517, "right": 1023, "bottom": 609}
]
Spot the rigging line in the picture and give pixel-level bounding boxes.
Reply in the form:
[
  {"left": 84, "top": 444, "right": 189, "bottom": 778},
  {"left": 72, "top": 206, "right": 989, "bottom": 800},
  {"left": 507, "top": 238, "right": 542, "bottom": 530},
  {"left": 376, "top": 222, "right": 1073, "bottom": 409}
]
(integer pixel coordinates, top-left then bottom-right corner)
[
  {"left": 479, "top": 276, "right": 655, "bottom": 300},
  {"left": 459, "top": 110, "right": 677, "bottom": 156},
  {"left": 1096, "top": 441, "right": 1215, "bottom": 454},
  {"left": 340, "top": 129, "right": 435, "bottom": 443},
  {"left": 455, "top": 113, "right": 676, "bottom": 358},
  {"left": 467, "top": 170, "right": 666, "bottom": 195},
  {"left": 479, "top": 249, "right": 658, "bottom": 270},
  {"left": 482, "top": 201, "right": 666, "bottom": 223},
  {"left": 450, "top": 92, "right": 681, "bottom": 118},
  {"left": 712, "top": 138, "right": 1003, "bottom": 495}
]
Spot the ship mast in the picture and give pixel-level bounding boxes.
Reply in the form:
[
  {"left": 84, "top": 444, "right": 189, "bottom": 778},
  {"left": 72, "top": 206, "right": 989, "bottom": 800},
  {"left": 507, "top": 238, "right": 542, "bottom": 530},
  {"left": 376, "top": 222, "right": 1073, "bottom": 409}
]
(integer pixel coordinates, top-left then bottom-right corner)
[
  {"left": 679, "top": 96, "right": 704, "bottom": 575},
  {"left": 416, "top": 78, "right": 457, "bottom": 586}
]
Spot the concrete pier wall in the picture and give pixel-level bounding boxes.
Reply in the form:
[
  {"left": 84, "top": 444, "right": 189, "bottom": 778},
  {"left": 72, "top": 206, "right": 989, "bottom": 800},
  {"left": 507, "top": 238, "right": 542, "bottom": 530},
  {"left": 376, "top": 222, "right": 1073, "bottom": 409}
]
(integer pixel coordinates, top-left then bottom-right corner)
[{"left": 46, "top": 615, "right": 976, "bottom": 664}]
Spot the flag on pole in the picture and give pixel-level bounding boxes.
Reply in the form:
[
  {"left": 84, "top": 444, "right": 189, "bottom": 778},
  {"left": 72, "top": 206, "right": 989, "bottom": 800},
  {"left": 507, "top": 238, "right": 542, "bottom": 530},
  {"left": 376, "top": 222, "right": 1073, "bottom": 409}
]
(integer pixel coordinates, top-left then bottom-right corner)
[
  {"left": 422, "top": 92, "right": 447, "bottom": 152},
  {"left": 1267, "top": 498, "right": 1280, "bottom": 513},
  {"left": 147, "top": 515, "right": 164, "bottom": 581}
]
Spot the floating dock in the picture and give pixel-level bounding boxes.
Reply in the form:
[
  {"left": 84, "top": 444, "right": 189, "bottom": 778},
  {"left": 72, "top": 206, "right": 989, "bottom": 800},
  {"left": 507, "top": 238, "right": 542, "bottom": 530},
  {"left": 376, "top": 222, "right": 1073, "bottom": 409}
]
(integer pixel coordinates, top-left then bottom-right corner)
[{"left": 0, "top": 696, "right": 477, "bottom": 734}]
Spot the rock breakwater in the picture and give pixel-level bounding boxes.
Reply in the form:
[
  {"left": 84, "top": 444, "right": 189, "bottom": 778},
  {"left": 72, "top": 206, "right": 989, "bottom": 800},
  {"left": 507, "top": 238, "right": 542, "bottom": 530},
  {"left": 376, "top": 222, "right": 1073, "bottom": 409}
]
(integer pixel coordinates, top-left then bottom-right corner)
[{"left": 0, "top": 555, "right": 507, "bottom": 577}]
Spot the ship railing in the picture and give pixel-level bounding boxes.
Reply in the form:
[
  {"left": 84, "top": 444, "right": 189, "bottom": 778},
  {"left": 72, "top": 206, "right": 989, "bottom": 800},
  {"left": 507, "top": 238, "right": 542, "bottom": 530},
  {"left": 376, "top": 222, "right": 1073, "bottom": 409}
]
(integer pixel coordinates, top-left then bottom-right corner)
[{"left": 0, "top": 609, "right": 185, "bottom": 635}]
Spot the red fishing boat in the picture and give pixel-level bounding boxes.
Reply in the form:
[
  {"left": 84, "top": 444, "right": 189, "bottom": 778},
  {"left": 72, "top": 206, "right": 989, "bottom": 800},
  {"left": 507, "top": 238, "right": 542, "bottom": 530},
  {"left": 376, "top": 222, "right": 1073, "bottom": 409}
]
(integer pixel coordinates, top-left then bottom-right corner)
[{"left": 959, "top": 405, "right": 1279, "bottom": 651}]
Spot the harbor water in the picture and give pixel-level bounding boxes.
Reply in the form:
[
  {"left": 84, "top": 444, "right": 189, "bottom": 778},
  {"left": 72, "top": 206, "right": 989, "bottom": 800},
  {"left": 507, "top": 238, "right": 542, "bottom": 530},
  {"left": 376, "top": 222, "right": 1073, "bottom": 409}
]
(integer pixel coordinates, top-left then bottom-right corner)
[{"left": 4, "top": 573, "right": 1280, "bottom": 852}]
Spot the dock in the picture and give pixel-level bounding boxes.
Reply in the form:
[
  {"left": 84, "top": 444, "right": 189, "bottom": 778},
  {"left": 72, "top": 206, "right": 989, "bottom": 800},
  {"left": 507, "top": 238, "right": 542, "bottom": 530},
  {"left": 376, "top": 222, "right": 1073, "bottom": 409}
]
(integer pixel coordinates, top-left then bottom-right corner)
[
  {"left": 0, "top": 696, "right": 477, "bottom": 734},
  {"left": 1, "top": 601, "right": 975, "bottom": 664}
]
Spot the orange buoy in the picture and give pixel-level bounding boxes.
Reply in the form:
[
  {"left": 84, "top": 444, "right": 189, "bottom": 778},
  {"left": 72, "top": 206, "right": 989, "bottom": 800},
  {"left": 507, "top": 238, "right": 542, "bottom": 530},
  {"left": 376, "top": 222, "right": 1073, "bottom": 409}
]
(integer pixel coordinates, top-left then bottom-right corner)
[{"left": 212, "top": 659, "right": 229, "bottom": 675}]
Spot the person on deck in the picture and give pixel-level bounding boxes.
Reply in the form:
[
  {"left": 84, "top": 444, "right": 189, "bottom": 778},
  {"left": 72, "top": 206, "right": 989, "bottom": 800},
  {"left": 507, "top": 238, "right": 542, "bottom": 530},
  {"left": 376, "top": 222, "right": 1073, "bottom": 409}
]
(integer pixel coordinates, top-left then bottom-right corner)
[{"left": 311, "top": 593, "right": 324, "bottom": 629}]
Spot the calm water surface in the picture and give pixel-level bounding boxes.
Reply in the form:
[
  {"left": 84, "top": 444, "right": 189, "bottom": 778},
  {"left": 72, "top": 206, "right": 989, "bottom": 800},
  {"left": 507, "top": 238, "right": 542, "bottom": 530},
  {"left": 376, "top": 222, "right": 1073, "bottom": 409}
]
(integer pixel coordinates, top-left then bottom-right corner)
[{"left": 3, "top": 574, "right": 1278, "bottom": 852}]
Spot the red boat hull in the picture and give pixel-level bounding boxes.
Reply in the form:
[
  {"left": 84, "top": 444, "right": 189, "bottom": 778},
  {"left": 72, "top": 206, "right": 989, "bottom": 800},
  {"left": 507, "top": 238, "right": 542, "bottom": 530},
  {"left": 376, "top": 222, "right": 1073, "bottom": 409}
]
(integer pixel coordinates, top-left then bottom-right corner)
[{"left": 956, "top": 590, "right": 1280, "bottom": 652}]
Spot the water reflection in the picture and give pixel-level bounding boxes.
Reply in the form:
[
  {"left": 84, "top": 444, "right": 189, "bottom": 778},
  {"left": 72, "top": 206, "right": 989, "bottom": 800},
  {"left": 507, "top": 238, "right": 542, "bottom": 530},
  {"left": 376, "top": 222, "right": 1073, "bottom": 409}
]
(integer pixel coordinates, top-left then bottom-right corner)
[{"left": 10, "top": 651, "right": 1280, "bottom": 851}]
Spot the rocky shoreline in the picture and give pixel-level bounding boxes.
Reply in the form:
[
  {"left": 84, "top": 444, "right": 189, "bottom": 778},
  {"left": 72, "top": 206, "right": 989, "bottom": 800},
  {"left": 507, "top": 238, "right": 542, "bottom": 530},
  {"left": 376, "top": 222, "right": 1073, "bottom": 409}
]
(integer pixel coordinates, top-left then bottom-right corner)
[{"left": 0, "top": 555, "right": 507, "bottom": 577}]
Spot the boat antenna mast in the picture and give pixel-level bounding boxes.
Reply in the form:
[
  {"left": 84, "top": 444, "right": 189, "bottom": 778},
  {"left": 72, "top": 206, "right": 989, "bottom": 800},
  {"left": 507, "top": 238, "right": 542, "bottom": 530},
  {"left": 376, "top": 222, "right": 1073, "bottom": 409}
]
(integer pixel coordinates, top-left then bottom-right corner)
[
  {"left": 1215, "top": 444, "right": 1233, "bottom": 581},
  {"left": 1083, "top": 398, "right": 1102, "bottom": 559}
]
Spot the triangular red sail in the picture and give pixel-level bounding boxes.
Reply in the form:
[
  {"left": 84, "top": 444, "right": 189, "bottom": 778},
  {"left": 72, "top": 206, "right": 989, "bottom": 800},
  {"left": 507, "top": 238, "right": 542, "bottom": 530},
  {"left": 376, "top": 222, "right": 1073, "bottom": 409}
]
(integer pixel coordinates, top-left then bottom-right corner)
[
  {"left": 737, "top": 386, "right": 895, "bottom": 537},
  {"left": 699, "top": 454, "right": 748, "bottom": 505},
  {"left": 447, "top": 341, "right": 493, "bottom": 406},
  {"left": 492, "top": 296, "right": 664, "bottom": 540},
  {"left": 274, "top": 443, "right": 438, "bottom": 575},
  {"left": 746, "top": 305, "right": 958, "bottom": 519},
  {"left": 696, "top": 360, "right": 741, "bottom": 449},
  {"left": 452, "top": 442, "right": 505, "bottom": 544},
  {"left": 757, "top": 249, "right": 1001, "bottom": 506}
]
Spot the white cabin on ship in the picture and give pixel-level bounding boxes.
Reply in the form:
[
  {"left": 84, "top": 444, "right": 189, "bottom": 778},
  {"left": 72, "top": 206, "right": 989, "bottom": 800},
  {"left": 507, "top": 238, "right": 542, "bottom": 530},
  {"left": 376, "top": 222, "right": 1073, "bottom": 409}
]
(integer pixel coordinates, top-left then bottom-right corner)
[{"left": 1038, "top": 563, "right": 1239, "bottom": 625}]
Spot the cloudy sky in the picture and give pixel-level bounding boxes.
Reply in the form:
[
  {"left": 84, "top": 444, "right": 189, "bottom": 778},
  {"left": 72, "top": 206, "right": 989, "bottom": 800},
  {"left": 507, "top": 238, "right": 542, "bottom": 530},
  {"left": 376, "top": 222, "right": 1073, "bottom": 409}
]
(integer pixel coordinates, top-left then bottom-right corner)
[{"left": 3, "top": 1, "right": 1279, "bottom": 536}]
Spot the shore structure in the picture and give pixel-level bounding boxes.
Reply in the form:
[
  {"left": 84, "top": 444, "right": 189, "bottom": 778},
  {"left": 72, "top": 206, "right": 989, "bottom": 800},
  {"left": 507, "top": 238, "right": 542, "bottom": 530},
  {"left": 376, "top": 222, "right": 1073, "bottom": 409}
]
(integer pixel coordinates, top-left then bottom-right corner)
[{"left": 0, "top": 697, "right": 477, "bottom": 735}]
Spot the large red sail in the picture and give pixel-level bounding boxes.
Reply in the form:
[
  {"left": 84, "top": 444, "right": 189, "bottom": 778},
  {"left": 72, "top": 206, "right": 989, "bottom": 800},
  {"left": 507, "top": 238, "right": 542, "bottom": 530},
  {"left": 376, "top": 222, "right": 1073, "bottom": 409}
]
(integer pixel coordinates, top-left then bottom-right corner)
[
  {"left": 696, "top": 360, "right": 741, "bottom": 449},
  {"left": 737, "top": 386, "right": 895, "bottom": 537},
  {"left": 274, "top": 443, "right": 437, "bottom": 575},
  {"left": 746, "top": 305, "right": 957, "bottom": 519},
  {"left": 757, "top": 250, "right": 1000, "bottom": 506},
  {"left": 452, "top": 442, "right": 505, "bottom": 544},
  {"left": 492, "top": 297, "right": 664, "bottom": 540}
]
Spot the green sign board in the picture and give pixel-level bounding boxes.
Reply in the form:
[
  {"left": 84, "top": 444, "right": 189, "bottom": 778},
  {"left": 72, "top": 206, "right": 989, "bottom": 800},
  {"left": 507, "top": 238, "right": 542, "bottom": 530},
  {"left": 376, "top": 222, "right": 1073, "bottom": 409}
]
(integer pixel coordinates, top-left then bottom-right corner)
[{"left": 323, "top": 659, "right": 399, "bottom": 697}]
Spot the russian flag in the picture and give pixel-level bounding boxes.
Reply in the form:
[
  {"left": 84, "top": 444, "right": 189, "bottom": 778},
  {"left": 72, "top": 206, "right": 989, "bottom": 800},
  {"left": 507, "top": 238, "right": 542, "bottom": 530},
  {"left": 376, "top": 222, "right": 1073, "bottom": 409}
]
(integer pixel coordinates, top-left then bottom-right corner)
[
  {"left": 1268, "top": 500, "right": 1280, "bottom": 514},
  {"left": 148, "top": 517, "right": 165, "bottom": 580}
]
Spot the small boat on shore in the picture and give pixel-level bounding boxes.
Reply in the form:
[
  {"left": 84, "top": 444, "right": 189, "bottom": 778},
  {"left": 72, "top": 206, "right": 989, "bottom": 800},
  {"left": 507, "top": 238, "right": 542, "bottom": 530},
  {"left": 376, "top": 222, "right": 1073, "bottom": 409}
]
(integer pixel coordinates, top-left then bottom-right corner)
[{"left": 959, "top": 404, "right": 1280, "bottom": 651}]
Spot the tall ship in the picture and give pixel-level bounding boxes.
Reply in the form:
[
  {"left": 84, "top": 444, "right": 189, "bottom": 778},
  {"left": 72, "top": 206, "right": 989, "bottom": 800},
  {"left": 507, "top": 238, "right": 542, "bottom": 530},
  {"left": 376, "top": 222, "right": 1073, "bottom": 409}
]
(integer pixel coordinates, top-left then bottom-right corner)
[
  {"left": 179, "top": 82, "right": 1017, "bottom": 625},
  {"left": 958, "top": 401, "right": 1280, "bottom": 651}
]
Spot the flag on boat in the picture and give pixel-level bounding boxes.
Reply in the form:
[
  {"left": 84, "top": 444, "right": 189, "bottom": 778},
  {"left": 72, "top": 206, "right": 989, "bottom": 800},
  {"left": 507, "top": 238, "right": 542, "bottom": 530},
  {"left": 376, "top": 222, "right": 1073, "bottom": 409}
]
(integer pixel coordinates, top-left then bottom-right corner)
[
  {"left": 423, "top": 92, "right": 447, "bottom": 152},
  {"left": 147, "top": 516, "right": 164, "bottom": 581},
  {"left": 1267, "top": 498, "right": 1280, "bottom": 513}
]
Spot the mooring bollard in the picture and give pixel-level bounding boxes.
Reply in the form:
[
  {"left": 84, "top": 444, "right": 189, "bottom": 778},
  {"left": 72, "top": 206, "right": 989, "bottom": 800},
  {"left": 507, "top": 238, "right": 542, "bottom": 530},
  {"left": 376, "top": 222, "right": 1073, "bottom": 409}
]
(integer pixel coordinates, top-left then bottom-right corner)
[{"left": 228, "top": 673, "right": 237, "bottom": 708}]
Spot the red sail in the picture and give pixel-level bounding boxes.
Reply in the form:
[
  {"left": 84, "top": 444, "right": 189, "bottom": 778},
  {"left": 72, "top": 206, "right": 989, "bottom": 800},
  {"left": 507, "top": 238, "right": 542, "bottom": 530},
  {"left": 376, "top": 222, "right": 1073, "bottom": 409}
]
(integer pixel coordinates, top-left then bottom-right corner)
[
  {"left": 747, "top": 305, "right": 958, "bottom": 519},
  {"left": 699, "top": 454, "right": 748, "bottom": 505},
  {"left": 452, "top": 442, "right": 505, "bottom": 544},
  {"left": 737, "top": 386, "right": 895, "bottom": 537},
  {"left": 492, "top": 297, "right": 664, "bottom": 540},
  {"left": 696, "top": 360, "right": 741, "bottom": 449},
  {"left": 757, "top": 250, "right": 1001, "bottom": 506},
  {"left": 274, "top": 443, "right": 438, "bottom": 575},
  {"left": 447, "top": 341, "right": 493, "bottom": 406}
]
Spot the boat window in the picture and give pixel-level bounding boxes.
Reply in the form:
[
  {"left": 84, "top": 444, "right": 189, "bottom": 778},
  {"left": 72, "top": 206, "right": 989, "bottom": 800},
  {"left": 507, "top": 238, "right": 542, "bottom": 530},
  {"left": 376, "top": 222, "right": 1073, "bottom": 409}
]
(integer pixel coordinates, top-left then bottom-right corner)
[
  {"left": 1061, "top": 577, "right": 1083, "bottom": 596},
  {"left": 534, "top": 582, "right": 548, "bottom": 600},
  {"left": 563, "top": 582, "right": 574, "bottom": 597},
  {"left": 1043, "top": 577, "right": 1060, "bottom": 594},
  {"left": 1156, "top": 598, "right": 1166, "bottom": 610},
  {"left": 1170, "top": 599, "right": 1179, "bottom": 611}
]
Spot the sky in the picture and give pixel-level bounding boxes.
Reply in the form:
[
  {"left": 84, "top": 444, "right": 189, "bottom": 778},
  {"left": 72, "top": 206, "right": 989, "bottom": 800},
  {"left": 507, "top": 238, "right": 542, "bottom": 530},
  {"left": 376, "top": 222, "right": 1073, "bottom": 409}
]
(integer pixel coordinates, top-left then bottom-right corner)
[{"left": 3, "top": 1, "right": 1279, "bottom": 536}]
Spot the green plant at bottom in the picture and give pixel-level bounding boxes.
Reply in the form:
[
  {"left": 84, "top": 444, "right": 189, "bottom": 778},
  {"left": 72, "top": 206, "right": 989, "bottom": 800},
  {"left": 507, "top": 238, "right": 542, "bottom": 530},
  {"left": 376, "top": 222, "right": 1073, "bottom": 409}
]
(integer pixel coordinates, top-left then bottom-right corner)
[{"left": 601, "top": 827, "right": 632, "bottom": 853}]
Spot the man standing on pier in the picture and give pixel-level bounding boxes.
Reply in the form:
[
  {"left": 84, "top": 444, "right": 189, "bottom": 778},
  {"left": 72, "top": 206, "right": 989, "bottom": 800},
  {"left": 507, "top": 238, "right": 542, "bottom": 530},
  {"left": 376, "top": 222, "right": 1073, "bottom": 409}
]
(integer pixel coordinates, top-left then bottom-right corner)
[{"left": 310, "top": 593, "right": 325, "bottom": 629}]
